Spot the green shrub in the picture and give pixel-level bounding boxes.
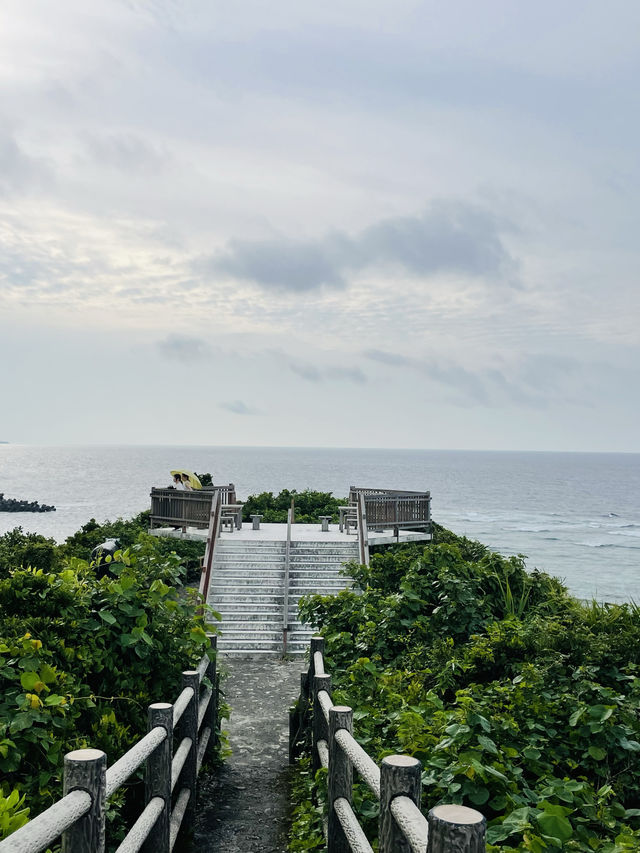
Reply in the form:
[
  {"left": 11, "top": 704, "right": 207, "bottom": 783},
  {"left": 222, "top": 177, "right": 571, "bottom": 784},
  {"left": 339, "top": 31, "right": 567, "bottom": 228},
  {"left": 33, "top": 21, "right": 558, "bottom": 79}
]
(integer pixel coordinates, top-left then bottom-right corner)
[
  {"left": 0, "top": 519, "right": 219, "bottom": 848},
  {"left": 293, "top": 527, "right": 640, "bottom": 852},
  {"left": 242, "top": 489, "right": 346, "bottom": 524}
]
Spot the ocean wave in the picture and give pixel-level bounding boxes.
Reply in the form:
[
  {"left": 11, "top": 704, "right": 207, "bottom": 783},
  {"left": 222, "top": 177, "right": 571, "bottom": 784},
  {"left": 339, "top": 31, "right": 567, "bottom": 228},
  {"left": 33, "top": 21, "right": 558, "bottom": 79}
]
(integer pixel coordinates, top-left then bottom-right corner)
[{"left": 577, "top": 541, "right": 640, "bottom": 550}]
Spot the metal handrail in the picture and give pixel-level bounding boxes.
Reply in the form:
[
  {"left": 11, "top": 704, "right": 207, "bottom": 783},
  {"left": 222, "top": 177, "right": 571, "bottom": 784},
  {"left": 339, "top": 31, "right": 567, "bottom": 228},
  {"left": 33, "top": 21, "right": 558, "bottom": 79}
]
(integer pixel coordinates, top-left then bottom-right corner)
[{"left": 283, "top": 498, "right": 294, "bottom": 640}]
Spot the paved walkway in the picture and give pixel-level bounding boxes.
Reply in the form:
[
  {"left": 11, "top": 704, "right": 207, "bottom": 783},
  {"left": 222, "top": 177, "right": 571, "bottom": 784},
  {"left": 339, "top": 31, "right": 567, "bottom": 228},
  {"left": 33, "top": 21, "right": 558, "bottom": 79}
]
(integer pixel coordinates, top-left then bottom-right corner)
[{"left": 192, "top": 658, "right": 303, "bottom": 853}]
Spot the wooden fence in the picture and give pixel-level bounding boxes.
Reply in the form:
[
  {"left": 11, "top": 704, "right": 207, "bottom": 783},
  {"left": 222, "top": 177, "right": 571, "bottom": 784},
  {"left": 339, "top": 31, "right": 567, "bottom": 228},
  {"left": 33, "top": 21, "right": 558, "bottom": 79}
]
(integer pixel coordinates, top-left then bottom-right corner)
[
  {"left": 149, "top": 484, "right": 236, "bottom": 530},
  {"left": 290, "top": 637, "right": 486, "bottom": 853},
  {"left": 0, "top": 637, "right": 221, "bottom": 853},
  {"left": 349, "top": 487, "right": 432, "bottom": 535}
]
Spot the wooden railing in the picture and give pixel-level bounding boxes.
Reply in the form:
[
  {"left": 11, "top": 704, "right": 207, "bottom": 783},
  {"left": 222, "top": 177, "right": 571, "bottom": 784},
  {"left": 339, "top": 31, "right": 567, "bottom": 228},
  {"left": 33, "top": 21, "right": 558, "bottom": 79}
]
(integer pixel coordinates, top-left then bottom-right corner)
[
  {"left": 149, "top": 484, "right": 237, "bottom": 530},
  {"left": 356, "top": 492, "right": 370, "bottom": 566},
  {"left": 198, "top": 490, "right": 222, "bottom": 603},
  {"left": 349, "top": 486, "right": 431, "bottom": 534},
  {"left": 290, "top": 637, "right": 486, "bottom": 853},
  {"left": 1, "top": 638, "right": 220, "bottom": 853}
]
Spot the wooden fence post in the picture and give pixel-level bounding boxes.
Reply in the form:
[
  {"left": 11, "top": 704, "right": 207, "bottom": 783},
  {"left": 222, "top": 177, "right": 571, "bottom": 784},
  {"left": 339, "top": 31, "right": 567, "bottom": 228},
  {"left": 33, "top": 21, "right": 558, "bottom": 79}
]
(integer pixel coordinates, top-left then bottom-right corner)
[
  {"left": 178, "top": 670, "right": 200, "bottom": 828},
  {"left": 312, "top": 673, "right": 331, "bottom": 772},
  {"left": 310, "top": 636, "right": 324, "bottom": 680},
  {"left": 328, "top": 706, "right": 353, "bottom": 853},
  {"left": 144, "top": 703, "right": 173, "bottom": 853},
  {"left": 290, "top": 671, "right": 310, "bottom": 763},
  {"left": 61, "top": 749, "right": 106, "bottom": 853},
  {"left": 379, "top": 755, "right": 421, "bottom": 853},
  {"left": 427, "top": 804, "right": 486, "bottom": 853},
  {"left": 205, "top": 634, "right": 218, "bottom": 762}
]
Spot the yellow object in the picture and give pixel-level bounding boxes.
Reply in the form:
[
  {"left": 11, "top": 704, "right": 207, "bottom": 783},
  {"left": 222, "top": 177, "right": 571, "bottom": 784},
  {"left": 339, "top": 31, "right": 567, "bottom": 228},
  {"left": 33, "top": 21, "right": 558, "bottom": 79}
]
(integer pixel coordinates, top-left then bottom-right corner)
[{"left": 170, "top": 470, "right": 202, "bottom": 490}]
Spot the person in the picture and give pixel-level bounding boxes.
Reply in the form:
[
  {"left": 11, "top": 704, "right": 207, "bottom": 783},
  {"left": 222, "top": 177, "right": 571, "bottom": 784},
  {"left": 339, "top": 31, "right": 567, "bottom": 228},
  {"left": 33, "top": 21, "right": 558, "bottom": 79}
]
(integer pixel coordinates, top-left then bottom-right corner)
[
  {"left": 170, "top": 473, "right": 186, "bottom": 490},
  {"left": 181, "top": 473, "right": 193, "bottom": 490}
]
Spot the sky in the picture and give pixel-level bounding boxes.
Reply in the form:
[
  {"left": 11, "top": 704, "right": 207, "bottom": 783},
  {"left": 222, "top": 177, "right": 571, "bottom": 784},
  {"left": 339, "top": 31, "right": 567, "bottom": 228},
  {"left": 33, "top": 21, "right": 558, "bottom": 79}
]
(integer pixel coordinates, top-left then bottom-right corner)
[{"left": 0, "top": 0, "right": 639, "bottom": 451}]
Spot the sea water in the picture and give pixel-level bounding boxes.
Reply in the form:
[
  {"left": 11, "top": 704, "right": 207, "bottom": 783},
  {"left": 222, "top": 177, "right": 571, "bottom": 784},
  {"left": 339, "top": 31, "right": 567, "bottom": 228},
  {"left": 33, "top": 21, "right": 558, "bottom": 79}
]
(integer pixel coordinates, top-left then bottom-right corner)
[{"left": 0, "top": 445, "right": 638, "bottom": 604}]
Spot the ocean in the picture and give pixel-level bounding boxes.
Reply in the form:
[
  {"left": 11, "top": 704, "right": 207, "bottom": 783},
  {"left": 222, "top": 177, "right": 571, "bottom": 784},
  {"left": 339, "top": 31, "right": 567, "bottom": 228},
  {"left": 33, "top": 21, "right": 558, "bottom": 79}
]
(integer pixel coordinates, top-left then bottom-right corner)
[{"left": 1, "top": 445, "right": 639, "bottom": 604}]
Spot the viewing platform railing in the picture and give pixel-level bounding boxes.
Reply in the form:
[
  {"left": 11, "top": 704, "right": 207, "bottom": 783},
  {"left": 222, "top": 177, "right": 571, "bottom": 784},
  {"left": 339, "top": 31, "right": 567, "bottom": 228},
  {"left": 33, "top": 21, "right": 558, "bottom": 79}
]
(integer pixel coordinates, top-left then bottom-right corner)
[
  {"left": 150, "top": 484, "right": 237, "bottom": 530},
  {"left": 0, "top": 637, "right": 220, "bottom": 853},
  {"left": 290, "top": 637, "right": 485, "bottom": 853},
  {"left": 349, "top": 487, "right": 432, "bottom": 535}
]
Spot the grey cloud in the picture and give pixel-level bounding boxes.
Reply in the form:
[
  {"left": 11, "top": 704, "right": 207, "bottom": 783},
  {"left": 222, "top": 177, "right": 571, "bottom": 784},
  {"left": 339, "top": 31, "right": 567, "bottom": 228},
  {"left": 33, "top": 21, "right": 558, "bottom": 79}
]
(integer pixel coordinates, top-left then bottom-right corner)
[
  {"left": 363, "top": 349, "right": 412, "bottom": 367},
  {"left": 0, "top": 131, "right": 52, "bottom": 196},
  {"left": 289, "top": 360, "right": 367, "bottom": 385},
  {"left": 157, "top": 334, "right": 210, "bottom": 362},
  {"left": 213, "top": 238, "right": 345, "bottom": 292},
  {"left": 326, "top": 366, "right": 367, "bottom": 384},
  {"left": 82, "top": 133, "right": 171, "bottom": 174},
  {"left": 218, "top": 400, "right": 259, "bottom": 415},
  {"left": 202, "top": 200, "right": 516, "bottom": 292},
  {"left": 290, "top": 363, "right": 322, "bottom": 382}
]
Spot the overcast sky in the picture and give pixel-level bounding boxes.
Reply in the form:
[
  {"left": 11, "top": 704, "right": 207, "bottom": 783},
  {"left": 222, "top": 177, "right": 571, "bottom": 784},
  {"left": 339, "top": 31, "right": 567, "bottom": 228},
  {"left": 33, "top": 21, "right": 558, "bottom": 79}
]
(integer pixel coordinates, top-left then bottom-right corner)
[{"left": 0, "top": 0, "right": 638, "bottom": 450}]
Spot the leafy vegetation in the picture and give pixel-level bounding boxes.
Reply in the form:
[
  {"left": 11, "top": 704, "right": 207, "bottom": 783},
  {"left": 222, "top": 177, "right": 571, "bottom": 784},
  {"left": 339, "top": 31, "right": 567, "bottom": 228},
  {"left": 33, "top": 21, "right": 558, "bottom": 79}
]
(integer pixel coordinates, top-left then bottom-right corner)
[
  {"left": 0, "top": 514, "right": 220, "bottom": 847},
  {"left": 293, "top": 529, "right": 640, "bottom": 852},
  {"left": 242, "top": 489, "right": 346, "bottom": 524}
]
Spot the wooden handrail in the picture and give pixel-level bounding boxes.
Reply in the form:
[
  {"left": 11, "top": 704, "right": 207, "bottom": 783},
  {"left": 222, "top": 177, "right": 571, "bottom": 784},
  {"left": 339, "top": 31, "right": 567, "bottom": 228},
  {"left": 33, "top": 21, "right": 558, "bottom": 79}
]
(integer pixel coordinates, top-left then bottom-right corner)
[
  {"left": 0, "top": 638, "right": 220, "bottom": 853},
  {"left": 290, "top": 637, "right": 486, "bottom": 853},
  {"left": 357, "top": 492, "right": 370, "bottom": 566},
  {"left": 199, "top": 489, "right": 222, "bottom": 604}
]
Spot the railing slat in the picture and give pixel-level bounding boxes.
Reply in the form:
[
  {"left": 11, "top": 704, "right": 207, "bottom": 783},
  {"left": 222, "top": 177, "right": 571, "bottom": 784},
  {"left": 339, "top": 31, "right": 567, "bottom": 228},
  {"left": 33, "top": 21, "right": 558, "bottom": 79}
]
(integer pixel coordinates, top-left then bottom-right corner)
[
  {"left": 317, "top": 738, "right": 329, "bottom": 769},
  {"left": 334, "top": 798, "right": 374, "bottom": 853},
  {"left": 334, "top": 729, "right": 381, "bottom": 798},
  {"left": 171, "top": 737, "right": 193, "bottom": 793},
  {"left": 172, "top": 686, "right": 194, "bottom": 726},
  {"left": 390, "top": 797, "right": 428, "bottom": 853},
  {"left": 198, "top": 685, "right": 213, "bottom": 730},
  {"left": 318, "top": 688, "right": 333, "bottom": 723},
  {"left": 114, "top": 797, "right": 164, "bottom": 853},
  {"left": 0, "top": 790, "right": 92, "bottom": 853},
  {"left": 106, "top": 728, "right": 166, "bottom": 799},
  {"left": 196, "top": 726, "right": 211, "bottom": 775},
  {"left": 169, "top": 788, "right": 191, "bottom": 852}
]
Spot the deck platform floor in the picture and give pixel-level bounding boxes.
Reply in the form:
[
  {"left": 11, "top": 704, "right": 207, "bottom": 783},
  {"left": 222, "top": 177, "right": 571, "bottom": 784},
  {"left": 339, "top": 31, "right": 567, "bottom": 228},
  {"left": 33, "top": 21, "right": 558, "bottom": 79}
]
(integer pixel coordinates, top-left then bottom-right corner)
[{"left": 150, "top": 521, "right": 431, "bottom": 546}]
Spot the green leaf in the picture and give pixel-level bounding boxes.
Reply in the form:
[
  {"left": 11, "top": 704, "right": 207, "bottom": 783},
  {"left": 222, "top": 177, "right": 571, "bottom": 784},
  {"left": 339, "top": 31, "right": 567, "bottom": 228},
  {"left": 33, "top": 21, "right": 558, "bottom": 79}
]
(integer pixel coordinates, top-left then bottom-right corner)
[
  {"left": 536, "top": 812, "right": 573, "bottom": 841},
  {"left": 468, "top": 786, "right": 490, "bottom": 805},
  {"left": 569, "top": 708, "right": 584, "bottom": 727},
  {"left": 20, "top": 671, "right": 40, "bottom": 691},
  {"left": 39, "top": 663, "right": 57, "bottom": 684},
  {"left": 98, "top": 610, "right": 117, "bottom": 625},
  {"left": 588, "top": 746, "right": 606, "bottom": 761},
  {"left": 477, "top": 735, "right": 499, "bottom": 755}
]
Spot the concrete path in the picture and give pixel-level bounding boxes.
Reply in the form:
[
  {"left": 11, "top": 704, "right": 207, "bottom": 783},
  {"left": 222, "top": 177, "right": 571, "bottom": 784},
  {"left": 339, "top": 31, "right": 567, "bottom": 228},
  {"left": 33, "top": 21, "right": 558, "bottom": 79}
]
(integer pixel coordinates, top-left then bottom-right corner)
[{"left": 192, "top": 658, "right": 303, "bottom": 853}]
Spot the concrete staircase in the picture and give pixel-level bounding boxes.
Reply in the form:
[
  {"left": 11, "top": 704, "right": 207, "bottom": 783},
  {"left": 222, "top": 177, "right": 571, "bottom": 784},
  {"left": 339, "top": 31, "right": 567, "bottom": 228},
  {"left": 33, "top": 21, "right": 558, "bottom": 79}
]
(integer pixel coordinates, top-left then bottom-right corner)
[{"left": 207, "top": 539, "right": 359, "bottom": 656}]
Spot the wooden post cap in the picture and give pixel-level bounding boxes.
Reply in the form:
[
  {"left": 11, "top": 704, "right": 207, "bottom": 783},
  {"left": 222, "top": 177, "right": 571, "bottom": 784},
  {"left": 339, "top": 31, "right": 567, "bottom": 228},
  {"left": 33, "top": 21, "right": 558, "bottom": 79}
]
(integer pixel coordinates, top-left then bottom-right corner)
[
  {"left": 149, "top": 702, "right": 172, "bottom": 710},
  {"left": 382, "top": 754, "right": 420, "bottom": 768},
  {"left": 430, "top": 804, "right": 484, "bottom": 825},
  {"left": 65, "top": 748, "right": 106, "bottom": 762}
]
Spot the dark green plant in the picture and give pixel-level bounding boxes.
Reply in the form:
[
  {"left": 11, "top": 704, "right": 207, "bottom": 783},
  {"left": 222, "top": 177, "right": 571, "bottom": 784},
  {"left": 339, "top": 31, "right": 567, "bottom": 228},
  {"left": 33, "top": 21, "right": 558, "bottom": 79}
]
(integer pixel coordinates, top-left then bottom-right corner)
[
  {"left": 242, "top": 489, "right": 346, "bottom": 524},
  {"left": 292, "top": 528, "right": 640, "bottom": 852}
]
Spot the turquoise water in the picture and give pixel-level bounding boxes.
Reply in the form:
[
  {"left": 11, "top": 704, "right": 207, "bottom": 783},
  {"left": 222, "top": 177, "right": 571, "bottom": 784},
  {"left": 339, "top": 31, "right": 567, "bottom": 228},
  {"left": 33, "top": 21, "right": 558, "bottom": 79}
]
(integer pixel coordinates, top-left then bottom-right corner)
[{"left": 1, "top": 445, "right": 639, "bottom": 603}]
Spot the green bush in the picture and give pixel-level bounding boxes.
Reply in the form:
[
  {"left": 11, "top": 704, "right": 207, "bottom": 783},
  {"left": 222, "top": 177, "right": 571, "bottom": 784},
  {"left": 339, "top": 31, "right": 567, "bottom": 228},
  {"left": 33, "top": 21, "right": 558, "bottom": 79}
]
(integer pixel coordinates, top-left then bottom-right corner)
[
  {"left": 293, "top": 527, "right": 640, "bottom": 852},
  {"left": 242, "top": 489, "right": 346, "bottom": 524},
  {"left": 0, "top": 518, "right": 219, "bottom": 847}
]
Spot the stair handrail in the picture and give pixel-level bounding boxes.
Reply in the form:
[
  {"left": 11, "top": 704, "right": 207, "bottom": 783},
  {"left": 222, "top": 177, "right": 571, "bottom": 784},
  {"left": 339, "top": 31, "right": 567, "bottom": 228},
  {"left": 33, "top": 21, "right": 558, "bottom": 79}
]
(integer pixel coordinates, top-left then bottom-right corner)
[
  {"left": 199, "top": 488, "right": 222, "bottom": 604},
  {"left": 357, "top": 492, "right": 370, "bottom": 567},
  {"left": 283, "top": 498, "right": 294, "bottom": 649}
]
